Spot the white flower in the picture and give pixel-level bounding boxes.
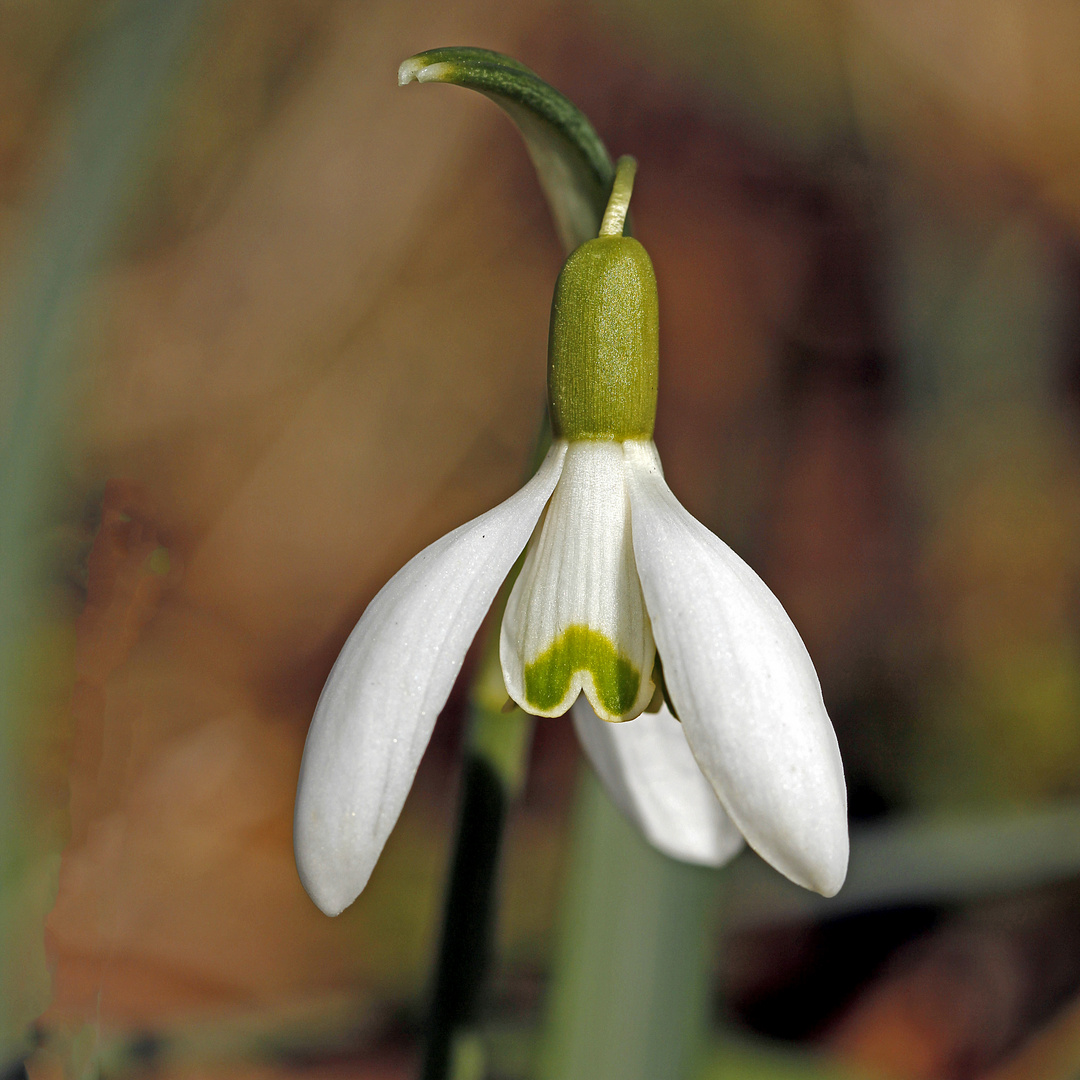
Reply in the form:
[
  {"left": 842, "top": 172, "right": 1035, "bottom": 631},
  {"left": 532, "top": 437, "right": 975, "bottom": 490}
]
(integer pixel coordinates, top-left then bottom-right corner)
[
  {"left": 293, "top": 431, "right": 848, "bottom": 914},
  {"left": 294, "top": 171, "right": 848, "bottom": 916}
]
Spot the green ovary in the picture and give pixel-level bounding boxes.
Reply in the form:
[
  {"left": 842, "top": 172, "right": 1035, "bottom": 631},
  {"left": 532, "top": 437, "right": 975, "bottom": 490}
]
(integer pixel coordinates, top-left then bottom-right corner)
[{"left": 523, "top": 624, "right": 641, "bottom": 718}]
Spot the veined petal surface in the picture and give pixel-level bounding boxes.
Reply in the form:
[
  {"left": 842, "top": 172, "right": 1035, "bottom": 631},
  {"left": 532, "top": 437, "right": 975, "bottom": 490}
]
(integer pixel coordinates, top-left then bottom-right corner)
[
  {"left": 572, "top": 698, "right": 744, "bottom": 867},
  {"left": 294, "top": 442, "right": 567, "bottom": 915},
  {"left": 501, "top": 440, "right": 654, "bottom": 721},
  {"left": 624, "top": 441, "right": 848, "bottom": 896}
]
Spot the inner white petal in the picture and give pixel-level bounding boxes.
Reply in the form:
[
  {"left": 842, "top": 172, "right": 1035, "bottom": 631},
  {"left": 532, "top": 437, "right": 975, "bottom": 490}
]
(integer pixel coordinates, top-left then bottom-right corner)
[
  {"left": 572, "top": 697, "right": 745, "bottom": 867},
  {"left": 500, "top": 440, "right": 655, "bottom": 720}
]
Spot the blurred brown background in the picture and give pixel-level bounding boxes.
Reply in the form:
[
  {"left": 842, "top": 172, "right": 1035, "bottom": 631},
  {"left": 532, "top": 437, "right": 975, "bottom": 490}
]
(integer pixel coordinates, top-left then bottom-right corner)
[{"left": 3, "top": 1, "right": 1080, "bottom": 1078}]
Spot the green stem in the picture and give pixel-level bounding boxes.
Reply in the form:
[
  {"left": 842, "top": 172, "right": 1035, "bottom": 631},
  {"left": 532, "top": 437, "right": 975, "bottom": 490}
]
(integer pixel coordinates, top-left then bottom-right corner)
[{"left": 538, "top": 771, "right": 719, "bottom": 1080}]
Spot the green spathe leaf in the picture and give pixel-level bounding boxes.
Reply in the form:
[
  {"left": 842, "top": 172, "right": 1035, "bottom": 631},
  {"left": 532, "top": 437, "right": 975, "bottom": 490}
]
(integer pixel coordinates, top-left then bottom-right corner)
[{"left": 398, "top": 46, "right": 615, "bottom": 252}]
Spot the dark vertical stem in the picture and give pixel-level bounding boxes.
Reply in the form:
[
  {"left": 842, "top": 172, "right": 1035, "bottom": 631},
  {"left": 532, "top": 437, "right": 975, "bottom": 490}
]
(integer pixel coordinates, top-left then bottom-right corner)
[
  {"left": 419, "top": 749, "right": 508, "bottom": 1080},
  {"left": 418, "top": 421, "right": 545, "bottom": 1080}
]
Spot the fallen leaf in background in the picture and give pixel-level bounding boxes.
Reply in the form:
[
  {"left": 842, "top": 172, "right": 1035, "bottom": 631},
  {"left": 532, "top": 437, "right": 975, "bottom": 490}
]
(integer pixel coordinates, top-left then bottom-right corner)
[{"left": 827, "top": 884, "right": 1080, "bottom": 1080}]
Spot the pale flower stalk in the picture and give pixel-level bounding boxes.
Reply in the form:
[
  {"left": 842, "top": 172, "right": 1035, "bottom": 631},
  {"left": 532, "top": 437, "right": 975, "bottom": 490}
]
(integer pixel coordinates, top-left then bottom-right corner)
[{"left": 294, "top": 158, "right": 848, "bottom": 916}]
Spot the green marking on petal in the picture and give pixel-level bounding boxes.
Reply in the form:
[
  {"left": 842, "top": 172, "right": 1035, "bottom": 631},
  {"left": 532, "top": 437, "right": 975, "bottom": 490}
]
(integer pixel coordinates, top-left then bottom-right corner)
[{"left": 523, "top": 624, "right": 641, "bottom": 718}]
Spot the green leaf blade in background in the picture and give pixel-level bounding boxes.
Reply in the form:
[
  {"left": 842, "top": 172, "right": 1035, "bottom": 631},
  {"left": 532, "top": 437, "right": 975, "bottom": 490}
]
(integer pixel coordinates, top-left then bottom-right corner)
[{"left": 0, "top": 0, "right": 205, "bottom": 1067}]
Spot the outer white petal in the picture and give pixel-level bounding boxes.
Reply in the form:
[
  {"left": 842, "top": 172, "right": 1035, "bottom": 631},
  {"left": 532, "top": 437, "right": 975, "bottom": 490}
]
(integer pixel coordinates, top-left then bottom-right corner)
[
  {"left": 294, "top": 442, "right": 567, "bottom": 915},
  {"left": 572, "top": 697, "right": 744, "bottom": 867},
  {"left": 624, "top": 441, "right": 848, "bottom": 897},
  {"left": 501, "top": 440, "right": 654, "bottom": 721}
]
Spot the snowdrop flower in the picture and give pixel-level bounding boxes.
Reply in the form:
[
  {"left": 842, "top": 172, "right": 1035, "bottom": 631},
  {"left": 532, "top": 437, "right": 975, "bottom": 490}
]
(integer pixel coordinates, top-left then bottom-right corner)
[{"left": 294, "top": 160, "right": 847, "bottom": 916}]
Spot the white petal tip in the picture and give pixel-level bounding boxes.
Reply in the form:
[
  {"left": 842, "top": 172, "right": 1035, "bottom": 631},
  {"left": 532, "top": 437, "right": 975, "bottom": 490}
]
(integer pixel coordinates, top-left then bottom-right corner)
[
  {"left": 294, "top": 808, "right": 370, "bottom": 917},
  {"left": 807, "top": 871, "right": 845, "bottom": 899},
  {"left": 649, "top": 831, "right": 744, "bottom": 869},
  {"left": 813, "top": 857, "right": 849, "bottom": 899},
  {"left": 782, "top": 836, "right": 849, "bottom": 898},
  {"left": 312, "top": 894, "right": 349, "bottom": 918},
  {"left": 295, "top": 851, "right": 364, "bottom": 917},
  {"left": 572, "top": 699, "right": 746, "bottom": 869}
]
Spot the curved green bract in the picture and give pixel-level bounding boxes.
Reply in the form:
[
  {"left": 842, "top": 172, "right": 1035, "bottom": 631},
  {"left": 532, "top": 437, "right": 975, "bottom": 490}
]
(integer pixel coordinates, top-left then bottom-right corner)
[
  {"left": 524, "top": 624, "right": 642, "bottom": 718},
  {"left": 398, "top": 46, "right": 618, "bottom": 252}
]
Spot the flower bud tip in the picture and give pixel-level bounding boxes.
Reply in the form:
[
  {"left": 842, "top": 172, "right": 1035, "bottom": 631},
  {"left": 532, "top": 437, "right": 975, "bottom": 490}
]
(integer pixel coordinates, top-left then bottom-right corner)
[
  {"left": 397, "top": 58, "right": 422, "bottom": 85},
  {"left": 398, "top": 58, "right": 452, "bottom": 86}
]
